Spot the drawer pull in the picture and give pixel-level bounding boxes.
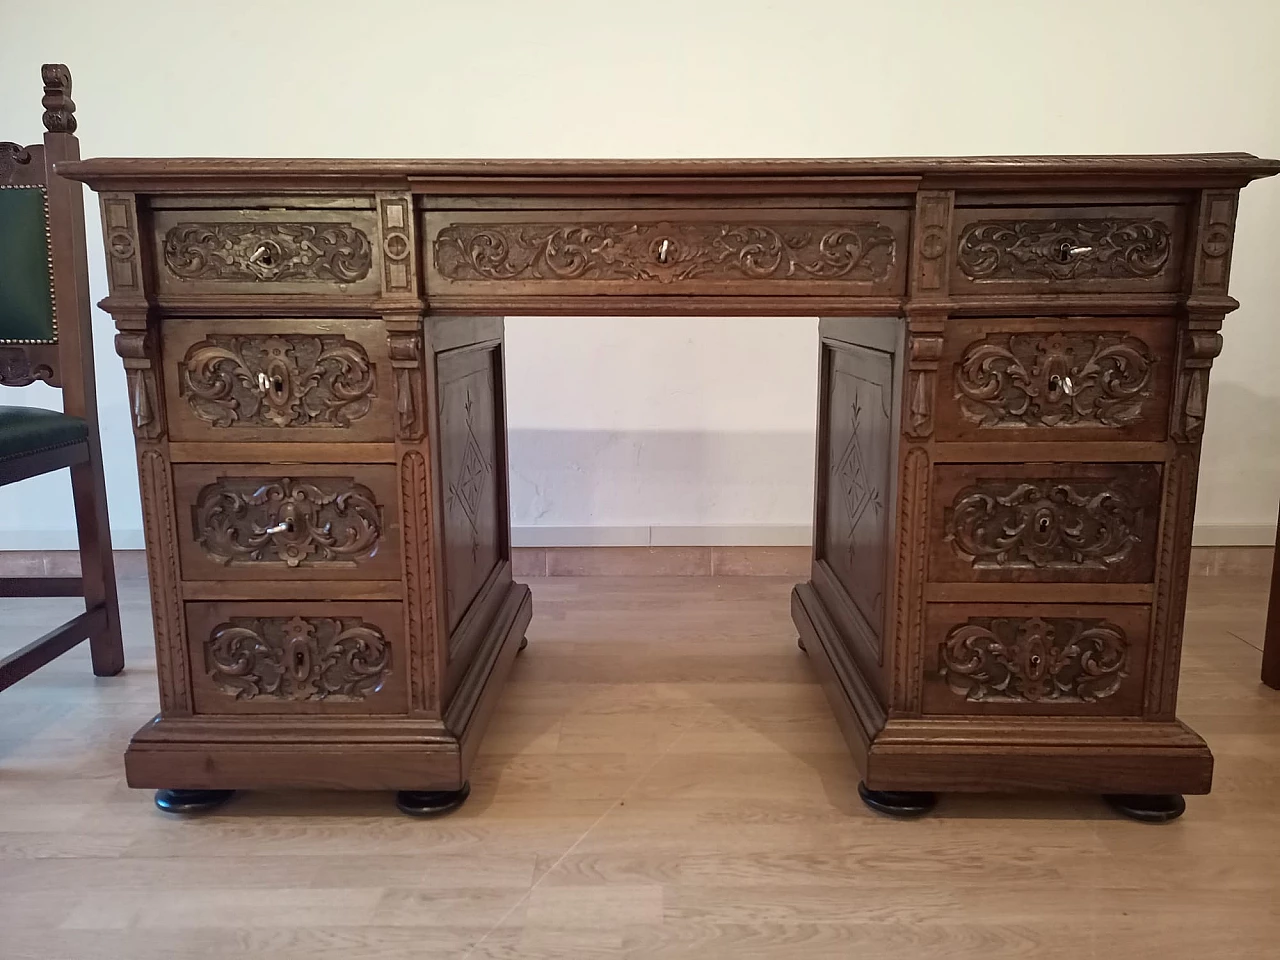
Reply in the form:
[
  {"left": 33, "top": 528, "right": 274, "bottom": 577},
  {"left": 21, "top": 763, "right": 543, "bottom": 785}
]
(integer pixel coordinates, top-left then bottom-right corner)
[
  {"left": 263, "top": 519, "right": 294, "bottom": 536},
  {"left": 656, "top": 238, "right": 672, "bottom": 264},
  {"left": 247, "top": 243, "right": 274, "bottom": 268}
]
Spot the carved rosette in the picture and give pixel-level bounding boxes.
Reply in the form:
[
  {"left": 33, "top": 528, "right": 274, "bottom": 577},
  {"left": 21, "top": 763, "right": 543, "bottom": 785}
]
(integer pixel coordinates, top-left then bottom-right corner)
[
  {"left": 941, "top": 616, "right": 1129, "bottom": 703},
  {"left": 100, "top": 194, "right": 145, "bottom": 298},
  {"left": 946, "top": 480, "right": 1141, "bottom": 571},
  {"left": 163, "top": 222, "right": 373, "bottom": 283},
  {"left": 956, "top": 332, "right": 1155, "bottom": 429},
  {"left": 205, "top": 615, "right": 391, "bottom": 701},
  {"left": 957, "top": 218, "right": 1172, "bottom": 281},
  {"left": 435, "top": 220, "right": 898, "bottom": 283},
  {"left": 179, "top": 334, "right": 376, "bottom": 429},
  {"left": 194, "top": 477, "right": 382, "bottom": 569},
  {"left": 0, "top": 347, "right": 54, "bottom": 386},
  {"left": 378, "top": 194, "right": 416, "bottom": 295}
]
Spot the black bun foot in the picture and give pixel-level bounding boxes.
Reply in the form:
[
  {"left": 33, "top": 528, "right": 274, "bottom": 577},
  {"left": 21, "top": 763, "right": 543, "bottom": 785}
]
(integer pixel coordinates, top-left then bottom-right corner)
[
  {"left": 796, "top": 637, "right": 807, "bottom": 653},
  {"left": 857, "top": 781, "right": 937, "bottom": 818},
  {"left": 396, "top": 781, "right": 471, "bottom": 817},
  {"left": 154, "top": 788, "right": 235, "bottom": 814},
  {"left": 1103, "top": 793, "right": 1187, "bottom": 823},
  {"left": 518, "top": 636, "right": 528, "bottom": 652}
]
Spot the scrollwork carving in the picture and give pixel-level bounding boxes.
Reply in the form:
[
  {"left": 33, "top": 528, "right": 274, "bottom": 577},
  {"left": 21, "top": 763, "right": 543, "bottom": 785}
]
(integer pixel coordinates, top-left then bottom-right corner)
[
  {"left": 0, "top": 347, "right": 53, "bottom": 386},
  {"left": 941, "top": 616, "right": 1129, "bottom": 703},
  {"left": 194, "top": 477, "right": 383, "bottom": 569},
  {"left": 179, "top": 334, "right": 376, "bottom": 429},
  {"left": 435, "top": 220, "right": 898, "bottom": 283},
  {"left": 955, "top": 332, "right": 1155, "bottom": 429},
  {"left": 163, "top": 222, "right": 373, "bottom": 283},
  {"left": 946, "top": 480, "right": 1142, "bottom": 571},
  {"left": 1, "top": 142, "right": 32, "bottom": 184},
  {"left": 957, "top": 218, "right": 1172, "bottom": 281},
  {"left": 205, "top": 615, "right": 391, "bottom": 701}
]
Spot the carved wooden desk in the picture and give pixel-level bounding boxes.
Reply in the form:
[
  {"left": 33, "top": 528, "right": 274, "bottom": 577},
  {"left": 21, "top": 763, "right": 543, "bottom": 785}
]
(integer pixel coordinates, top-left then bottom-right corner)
[{"left": 61, "top": 155, "right": 1279, "bottom": 820}]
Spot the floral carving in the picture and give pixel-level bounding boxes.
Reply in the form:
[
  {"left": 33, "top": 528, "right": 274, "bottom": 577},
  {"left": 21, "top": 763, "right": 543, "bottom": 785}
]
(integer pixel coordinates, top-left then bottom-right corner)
[
  {"left": 205, "top": 615, "right": 390, "bottom": 701},
  {"left": 941, "top": 616, "right": 1128, "bottom": 703},
  {"left": 179, "top": 334, "right": 376, "bottom": 429},
  {"left": 956, "top": 332, "right": 1154, "bottom": 429},
  {"left": 163, "top": 222, "right": 373, "bottom": 283},
  {"left": 194, "top": 477, "right": 382, "bottom": 569},
  {"left": 435, "top": 220, "right": 897, "bottom": 283},
  {"left": 946, "top": 480, "right": 1141, "bottom": 571},
  {"left": 957, "top": 218, "right": 1172, "bottom": 281}
]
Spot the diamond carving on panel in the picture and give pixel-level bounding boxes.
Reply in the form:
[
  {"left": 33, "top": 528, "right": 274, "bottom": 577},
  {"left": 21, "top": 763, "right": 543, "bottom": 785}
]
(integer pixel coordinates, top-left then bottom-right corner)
[
  {"left": 834, "top": 395, "right": 882, "bottom": 570},
  {"left": 447, "top": 389, "right": 491, "bottom": 560}
]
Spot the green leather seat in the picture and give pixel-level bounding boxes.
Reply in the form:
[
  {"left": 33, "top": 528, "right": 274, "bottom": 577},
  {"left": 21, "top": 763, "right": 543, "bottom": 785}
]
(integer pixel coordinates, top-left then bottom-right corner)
[{"left": 0, "top": 405, "right": 87, "bottom": 462}]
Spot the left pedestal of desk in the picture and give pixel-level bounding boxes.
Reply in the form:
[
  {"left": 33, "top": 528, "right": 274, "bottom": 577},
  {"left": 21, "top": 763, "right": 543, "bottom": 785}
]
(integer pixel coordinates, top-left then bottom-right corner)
[{"left": 74, "top": 187, "right": 530, "bottom": 800}]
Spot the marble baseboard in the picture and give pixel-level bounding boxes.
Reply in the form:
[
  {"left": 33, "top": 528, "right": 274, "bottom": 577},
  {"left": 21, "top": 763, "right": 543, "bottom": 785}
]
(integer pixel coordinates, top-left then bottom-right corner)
[{"left": 0, "top": 545, "right": 1270, "bottom": 580}]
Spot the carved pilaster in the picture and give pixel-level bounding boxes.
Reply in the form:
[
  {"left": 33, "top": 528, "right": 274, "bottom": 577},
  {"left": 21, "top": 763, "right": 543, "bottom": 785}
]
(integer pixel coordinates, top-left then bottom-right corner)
[
  {"left": 1190, "top": 190, "right": 1238, "bottom": 296},
  {"left": 99, "top": 193, "right": 145, "bottom": 301},
  {"left": 891, "top": 446, "right": 929, "bottom": 714},
  {"left": 909, "top": 189, "right": 954, "bottom": 296},
  {"left": 378, "top": 192, "right": 418, "bottom": 297},
  {"left": 139, "top": 449, "right": 191, "bottom": 714},
  {"left": 401, "top": 450, "right": 438, "bottom": 714}
]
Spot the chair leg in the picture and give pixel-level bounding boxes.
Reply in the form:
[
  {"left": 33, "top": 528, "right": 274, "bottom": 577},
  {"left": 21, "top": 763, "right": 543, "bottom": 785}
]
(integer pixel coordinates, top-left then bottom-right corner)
[{"left": 69, "top": 458, "right": 124, "bottom": 676}]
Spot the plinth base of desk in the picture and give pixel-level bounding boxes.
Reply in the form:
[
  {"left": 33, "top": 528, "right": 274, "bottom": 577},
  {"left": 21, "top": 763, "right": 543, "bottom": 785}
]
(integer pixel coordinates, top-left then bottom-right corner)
[{"left": 792, "top": 582, "right": 1213, "bottom": 798}]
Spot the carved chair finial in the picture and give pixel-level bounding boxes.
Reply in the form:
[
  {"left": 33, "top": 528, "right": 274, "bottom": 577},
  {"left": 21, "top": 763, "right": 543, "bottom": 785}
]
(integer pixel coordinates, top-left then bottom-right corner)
[{"left": 41, "top": 63, "right": 76, "bottom": 134}]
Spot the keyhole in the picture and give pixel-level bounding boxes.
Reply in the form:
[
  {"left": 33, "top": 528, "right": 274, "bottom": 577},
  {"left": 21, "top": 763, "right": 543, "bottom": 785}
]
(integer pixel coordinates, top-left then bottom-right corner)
[
  {"left": 272, "top": 376, "right": 284, "bottom": 396},
  {"left": 1054, "top": 240, "right": 1074, "bottom": 263},
  {"left": 1030, "top": 654, "right": 1042, "bottom": 667},
  {"left": 1037, "top": 516, "right": 1051, "bottom": 534},
  {"left": 294, "top": 649, "right": 306, "bottom": 669},
  {"left": 657, "top": 239, "right": 672, "bottom": 264},
  {"left": 249, "top": 244, "right": 274, "bottom": 267}
]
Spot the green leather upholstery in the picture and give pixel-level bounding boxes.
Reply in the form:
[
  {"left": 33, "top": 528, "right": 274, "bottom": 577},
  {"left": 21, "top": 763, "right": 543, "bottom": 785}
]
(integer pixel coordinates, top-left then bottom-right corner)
[
  {"left": 0, "top": 186, "right": 57, "bottom": 343},
  {"left": 0, "top": 405, "right": 86, "bottom": 462}
]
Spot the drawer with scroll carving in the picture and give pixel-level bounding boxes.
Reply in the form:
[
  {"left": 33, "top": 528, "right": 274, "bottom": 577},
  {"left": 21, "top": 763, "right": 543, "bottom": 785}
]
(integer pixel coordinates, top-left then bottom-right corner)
[
  {"left": 161, "top": 319, "right": 397, "bottom": 442},
  {"left": 935, "top": 317, "right": 1176, "bottom": 442},
  {"left": 173, "top": 463, "right": 402, "bottom": 582},
  {"left": 422, "top": 209, "right": 910, "bottom": 297},
  {"left": 150, "top": 206, "right": 382, "bottom": 297},
  {"left": 186, "top": 600, "right": 407, "bottom": 715},
  {"left": 922, "top": 602, "right": 1150, "bottom": 717},
  {"left": 929, "top": 462, "right": 1162, "bottom": 584},
  {"left": 951, "top": 204, "right": 1186, "bottom": 295}
]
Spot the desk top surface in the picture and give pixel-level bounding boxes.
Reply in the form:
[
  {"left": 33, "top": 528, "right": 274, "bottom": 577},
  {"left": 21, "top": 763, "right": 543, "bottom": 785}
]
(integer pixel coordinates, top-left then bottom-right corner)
[{"left": 57, "top": 153, "right": 1280, "bottom": 193}]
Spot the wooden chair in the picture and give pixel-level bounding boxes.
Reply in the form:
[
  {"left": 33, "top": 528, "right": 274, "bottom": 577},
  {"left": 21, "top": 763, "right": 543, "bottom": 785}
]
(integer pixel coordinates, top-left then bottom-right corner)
[{"left": 0, "top": 64, "right": 123, "bottom": 690}]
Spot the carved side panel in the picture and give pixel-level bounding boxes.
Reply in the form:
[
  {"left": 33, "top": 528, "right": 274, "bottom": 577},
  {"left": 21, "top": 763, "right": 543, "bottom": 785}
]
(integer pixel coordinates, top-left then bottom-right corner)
[
  {"left": 438, "top": 346, "right": 501, "bottom": 635},
  {"left": 187, "top": 601, "right": 407, "bottom": 715},
  {"left": 820, "top": 343, "right": 894, "bottom": 646},
  {"left": 932, "top": 463, "right": 1161, "bottom": 583},
  {"left": 924, "top": 603, "right": 1150, "bottom": 716}
]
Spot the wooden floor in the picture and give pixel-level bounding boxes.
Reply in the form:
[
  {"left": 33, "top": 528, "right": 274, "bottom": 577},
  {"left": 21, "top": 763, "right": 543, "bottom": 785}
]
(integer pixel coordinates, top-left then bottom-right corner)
[{"left": 1, "top": 574, "right": 1278, "bottom": 959}]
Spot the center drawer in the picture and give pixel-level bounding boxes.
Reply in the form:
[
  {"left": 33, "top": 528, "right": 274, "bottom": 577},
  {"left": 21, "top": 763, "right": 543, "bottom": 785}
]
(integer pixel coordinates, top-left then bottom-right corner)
[{"left": 173, "top": 462, "right": 402, "bottom": 582}]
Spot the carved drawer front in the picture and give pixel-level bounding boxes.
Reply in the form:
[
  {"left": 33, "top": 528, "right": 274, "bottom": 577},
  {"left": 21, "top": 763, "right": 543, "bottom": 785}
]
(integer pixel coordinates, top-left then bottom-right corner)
[
  {"left": 151, "top": 206, "right": 382, "bottom": 297},
  {"left": 173, "top": 463, "right": 402, "bottom": 582},
  {"left": 936, "top": 317, "right": 1175, "bottom": 442},
  {"left": 187, "top": 601, "right": 407, "bottom": 715},
  {"left": 922, "top": 602, "right": 1149, "bottom": 717},
  {"left": 951, "top": 204, "right": 1186, "bottom": 294},
  {"left": 423, "top": 208, "right": 910, "bottom": 297},
  {"left": 930, "top": 462, "right": 1161, "bottom": 584},
  {"left": 162, "top": 319, "right": 397, "bottom": 442}
]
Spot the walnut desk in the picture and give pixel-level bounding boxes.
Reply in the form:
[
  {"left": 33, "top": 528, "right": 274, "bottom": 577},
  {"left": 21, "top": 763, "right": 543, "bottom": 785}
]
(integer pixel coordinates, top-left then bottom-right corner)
[{"left": 61, "top": 155, "right": 1279, "bottom": 821}]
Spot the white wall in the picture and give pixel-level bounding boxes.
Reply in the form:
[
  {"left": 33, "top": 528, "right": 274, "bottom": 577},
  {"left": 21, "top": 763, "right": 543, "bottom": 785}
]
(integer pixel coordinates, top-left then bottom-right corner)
[{"left": 2, "top": 0, "right": 1278, "bottom": 549}]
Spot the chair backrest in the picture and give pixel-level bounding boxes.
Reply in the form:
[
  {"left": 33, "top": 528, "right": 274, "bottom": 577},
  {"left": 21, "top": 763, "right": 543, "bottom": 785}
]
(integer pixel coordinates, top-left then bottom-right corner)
[{"left": 0, "top": 64, "right": 98, "bottom": 418}]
